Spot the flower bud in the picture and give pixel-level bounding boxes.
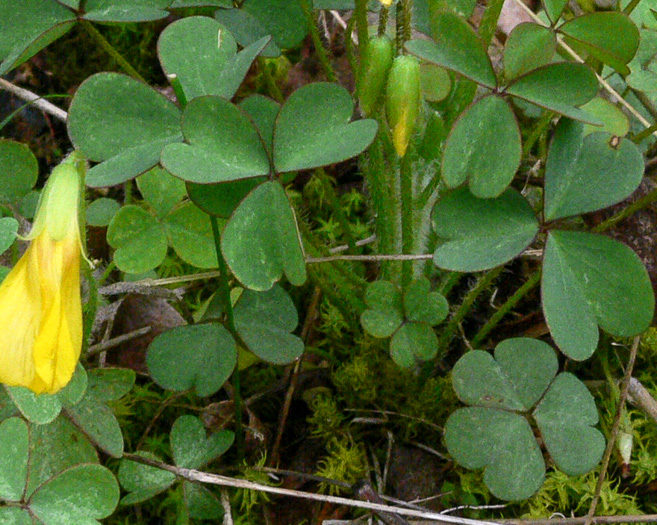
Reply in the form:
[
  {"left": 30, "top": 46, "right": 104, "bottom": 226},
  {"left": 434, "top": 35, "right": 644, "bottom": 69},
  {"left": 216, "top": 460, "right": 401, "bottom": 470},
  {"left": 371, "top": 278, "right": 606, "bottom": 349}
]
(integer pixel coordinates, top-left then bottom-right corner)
[
  {"left": 0, "top": 154, "right": 84, "bottom": 394},
  {"left": 386, "top": 55, "right": 421, "bottom": 157},
  {"left": 358, "top": 35, "right": 394, "bottom": 116}
]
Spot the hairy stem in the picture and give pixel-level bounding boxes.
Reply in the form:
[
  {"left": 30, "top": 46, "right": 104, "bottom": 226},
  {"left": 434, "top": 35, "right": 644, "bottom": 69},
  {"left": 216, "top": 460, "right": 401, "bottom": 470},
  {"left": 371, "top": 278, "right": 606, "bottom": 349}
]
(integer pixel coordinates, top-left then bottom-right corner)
[
  {"left": 80, "top": 20, "right": 146, "bottom": 82},
  {"left": 300, "top": 0, "right": 337, "bottom": 82},
  {"left": 438, "top": 266, "right": 505, "bottom": 352},
  {"left": 471, "top": 269, "right": 541, "bottom": 346}
]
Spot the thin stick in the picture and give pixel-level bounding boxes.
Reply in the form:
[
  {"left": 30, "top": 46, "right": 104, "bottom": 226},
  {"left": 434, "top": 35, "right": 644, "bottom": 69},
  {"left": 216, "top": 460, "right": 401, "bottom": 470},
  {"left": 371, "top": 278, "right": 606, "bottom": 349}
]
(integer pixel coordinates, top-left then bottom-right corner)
[
  {"left": 628, "top": 377, "right": 657, "bottom": 425},
  {"left": 510, "top": 0, "right": 654, "bottom": 133},
  {"left": 306, "top": 254, "right": 433, "bottom": 263},
  {"left": 268, "top": 286, "right": 322, "bottom": 466},
  {"left": 121, "top": 452, "right": 499, "bottom": 525},
  {"left": 585, "top": 336, "right": 641, "bottom": 524},
  {"left": 221, "top": 488, "right": 233, "bottom": 525},
  {"left": 135, "top": 391, "right": 187, "bottom": 451},
  {"left": 0, "top": 78, "right": 68, "bottom": 122},
  {"left": 86, "top": 326, "right": 152, "bottom": 356},
  {"left": 493, "top": 515, "right": 657, "bottom": 525}
]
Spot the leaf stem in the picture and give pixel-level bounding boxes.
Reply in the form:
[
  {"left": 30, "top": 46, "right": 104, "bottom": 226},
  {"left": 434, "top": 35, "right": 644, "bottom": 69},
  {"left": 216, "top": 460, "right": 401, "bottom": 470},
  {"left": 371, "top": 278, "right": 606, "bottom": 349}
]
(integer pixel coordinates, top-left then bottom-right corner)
[
  {"left": 592, "top": 187, "right": 657, "bottom": 233},
  {"left": 377, "top": 6, "right": 390, "bottom": 37},
  {"left": 365, "top": 133, "right": 399, "bottom": 280},
  {"left": 471, "top": 269, "right": 541, "bottom": 347},
  {"left": 438, "top": 266, "right": 505, "bottom": 352},
  {"left": 210, "top": 215, "right": 244, "bottom": 459},
  {"left": 477, "top": 0, "right": 505, "bottom": 48},
  {"left": 354, "top": 0, "right": 370, "bottom": 62},
  {"left": 80, "top": 20, "right": 146, "bottom": 82},
  {"left": 300, "top": 0, "right": 338, "bottom": 82},
  {"left": 585, "top": 336, "right": 641, "bottom": 525},
  {"left": 400, "top": 147, "right": 415, "bottom": 286},
  {"left": 395, "top": 0, "right": 413, "bottom": 52}
]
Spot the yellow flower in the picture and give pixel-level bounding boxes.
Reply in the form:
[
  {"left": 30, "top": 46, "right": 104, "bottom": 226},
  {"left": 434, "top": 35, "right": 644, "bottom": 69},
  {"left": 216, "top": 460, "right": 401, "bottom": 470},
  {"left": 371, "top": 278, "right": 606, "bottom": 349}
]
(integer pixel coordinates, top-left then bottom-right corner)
[{"left": 0, "top": 156, "right": 84, "bottom": 394}]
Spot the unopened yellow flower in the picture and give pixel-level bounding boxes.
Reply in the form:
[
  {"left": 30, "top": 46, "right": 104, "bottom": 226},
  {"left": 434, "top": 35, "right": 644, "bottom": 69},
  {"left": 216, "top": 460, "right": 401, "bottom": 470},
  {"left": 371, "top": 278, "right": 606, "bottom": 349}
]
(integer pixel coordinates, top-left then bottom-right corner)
[{"left": 0, "top": 156, "right": 84, "bottom": 394}]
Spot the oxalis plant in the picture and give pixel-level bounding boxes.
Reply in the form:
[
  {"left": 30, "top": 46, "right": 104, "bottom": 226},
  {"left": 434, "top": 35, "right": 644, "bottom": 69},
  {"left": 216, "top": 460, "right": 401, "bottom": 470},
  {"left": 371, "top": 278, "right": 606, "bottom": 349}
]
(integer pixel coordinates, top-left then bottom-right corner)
[{"left": 0, "top": 0, "right": 656, "bottom": 522}]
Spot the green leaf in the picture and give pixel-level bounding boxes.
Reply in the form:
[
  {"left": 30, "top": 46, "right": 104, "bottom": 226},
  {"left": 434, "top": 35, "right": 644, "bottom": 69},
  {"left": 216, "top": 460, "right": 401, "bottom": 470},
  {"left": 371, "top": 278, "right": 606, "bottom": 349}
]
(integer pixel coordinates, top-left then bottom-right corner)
[
  {"left": 171, "top": 0, "right": 230, "bottom": 6},
  {"left": 242, "top": 0, "right": 307, "bottom": 49},
  {"left": 580, "top": 98, "right": 629, "bottom": 137},
  {"left": 504, "top": 23, "right": 556, "bottom": 80},
  {"left": 234, "top": 285, "right": 304, "bottom": 364},
  {"left": 158, "top": 16, "right": 268, "bottom": 100},
  {"left": 0, "top": 217, "right": 18, "bottom": 256},
  {"left": 0, "top": 418, "right": 28, "bottom": 501},
  {"left": 0, "top": 0, "right": 75, "bottom": 75},
  {"left": 360, "top": 281, "right": 404, "bottom": 338},
  {"left": 107, "top": 205, "right": 168, "bottom": 274},
  {"left": 187, "top": 177, "right": 266, "bottom": 219},
  {"left": 0, "top": 140, "right": 38, "bottom": 203},
  {"left": 240, "top": 94, "right": 280, "bottom": 150},
  {"left": 542, "top": 231, "right": 655, "bottom": 360},
  {"left": 163, "top": 201, "right": 218, "bottom": 269},
  {"left": 137, "top": 167, "right": 186, "bottom": 218},
  {"left": 63, "top": 368, "right": 134, "bottom": 458},
  {"left": 147, "top": 323, "right": 237, "bottom": 397},
  {"left": 161, "top": 96, "right": 270, "bottom": 184},
  {"left": 222, "top": 181, "right": 306, "bottom": 291},
  {"left": 186, "top": 95, "right": 279, "bottom": 217},
  {"left": 56, "top": 364, "right": 88, "bottom": 407},
  {"left": 170, "top": 415, "right": 234, "bottom": 469},
  {"left": 403, "top": 277, "right": 448, "bottom": 326},
  {"left": 390, "top": 322, "right": 439, "bottom": 368},
  {"left": 29, "top": 464, "right": 119, "bottom": 525},
  {"left": 84, "top": 368, "right": 135, "bottom": 404},
  {"left": 0, "top": 388, "right": 18, "bottom": 421},
  {"left": 559, "top": 13, "right": 639, "bottom": 75},
  {"left": 442, "top": 95, "right": 521, "bottom": 198},
  {"left": 452, "top": 339, "right": 558, "bottom": 411},
  {"left": 183, "top": 482, "right": 223, "bottom": 520},
  {"left": 68, "top": 73, "right": 182, "bottom": 187},
  {"left": 86, "top": 198, "right": 120, "bottom": 228},
  {"left": 215, "top": 8, "right": 281, "bottom": 58},
  {"left": 0, "top": 507, "right": 31, "bottom": 524},
  {"left": 543, "top": 0, "right": 568, "bottom": 23},
  {"left": 445, "top": 407, "right": 545, "bottom": 500},
  {"left": 432, "top": 188, "right": 539, "bottom": 272},
  {"left": 273, "top": 82, "right": 378, "bottom": 173},
  {"left": 5, "top": 386, "right": 62, "bottom": 424},
  {"left": 65, "top": 398, "right": 123, "bottom": 459},
  {"left": 505, "top": 62, "right": 599, "bottom": 123},
  {"left": 82, "top": 0, "right": 171, "bottom": 22},
  {"left": 420, "top": 63, "right": 451, "bottom": 102},
  {"left": 405, "top": 10, "right": 496, "bottom": 89},
  {"left": 544, "top": 119, "right": 642, "bottom": 222},
  {"left": 26, "top": 416, "right": 98, "bottom": 498},
  {"left": 534, "top": 373, "right": 605, "bottom": 475},
  {"left": 118, "top": 452, "right": 176, "bottom": 505}
]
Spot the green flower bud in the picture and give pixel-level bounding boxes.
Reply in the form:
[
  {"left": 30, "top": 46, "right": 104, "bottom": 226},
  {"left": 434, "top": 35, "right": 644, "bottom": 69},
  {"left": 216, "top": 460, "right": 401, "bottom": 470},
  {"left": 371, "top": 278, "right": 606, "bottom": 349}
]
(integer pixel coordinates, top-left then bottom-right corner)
[
  {"left": 358, "top": 35, "right": 394, "bottom": 116},
  {"left": 386, "top": 55, "right": 421, "bottom": 157}
]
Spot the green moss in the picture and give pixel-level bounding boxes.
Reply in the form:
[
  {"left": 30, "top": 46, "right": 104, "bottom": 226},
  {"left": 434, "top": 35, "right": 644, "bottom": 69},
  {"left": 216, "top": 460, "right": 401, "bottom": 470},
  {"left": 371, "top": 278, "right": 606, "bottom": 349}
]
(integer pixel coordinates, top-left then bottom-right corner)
[
  {"left": 523, "top": 470, "right": 642, "bottom": 518},
  {"left": 315, "top": 436, "right": 369, "bottom": 495}
]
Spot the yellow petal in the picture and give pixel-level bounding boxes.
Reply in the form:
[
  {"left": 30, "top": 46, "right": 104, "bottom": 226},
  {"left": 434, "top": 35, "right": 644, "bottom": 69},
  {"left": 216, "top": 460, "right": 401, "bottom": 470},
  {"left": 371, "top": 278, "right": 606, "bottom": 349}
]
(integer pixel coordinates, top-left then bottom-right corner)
[
  {"left": 31, "top": 232, "right": 82, "bottom": 394},
  {"left": 0, "top": 247, "right": 41, "bottom": 388}
]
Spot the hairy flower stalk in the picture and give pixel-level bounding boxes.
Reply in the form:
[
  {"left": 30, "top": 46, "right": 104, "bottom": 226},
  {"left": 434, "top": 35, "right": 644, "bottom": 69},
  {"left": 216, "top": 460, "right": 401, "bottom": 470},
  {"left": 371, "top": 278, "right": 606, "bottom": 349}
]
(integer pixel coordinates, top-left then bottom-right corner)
[{"left": 0, "top": 155, "right": 84, "bottom": 394}]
